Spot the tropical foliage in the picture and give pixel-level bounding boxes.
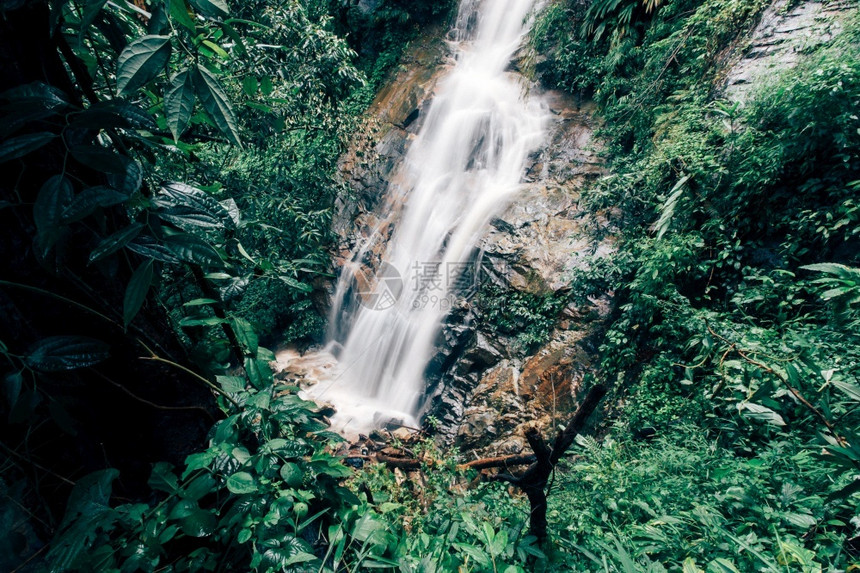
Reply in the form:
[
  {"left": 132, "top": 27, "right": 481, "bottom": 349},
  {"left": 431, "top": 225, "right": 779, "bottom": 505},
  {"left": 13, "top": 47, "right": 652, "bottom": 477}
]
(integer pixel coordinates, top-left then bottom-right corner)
[
  {"left": 2, "top": 0, "right": 858, "bottom": 569},
  {"left": 530, "top": 0, "right": 860, "bottom": 568}
]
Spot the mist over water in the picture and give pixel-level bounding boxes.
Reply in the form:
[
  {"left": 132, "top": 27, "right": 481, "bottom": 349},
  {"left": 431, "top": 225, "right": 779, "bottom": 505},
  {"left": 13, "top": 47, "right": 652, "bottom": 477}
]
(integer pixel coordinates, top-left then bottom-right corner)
[{"left": 307, "top": 0, "right": 549, "bottom": 433}]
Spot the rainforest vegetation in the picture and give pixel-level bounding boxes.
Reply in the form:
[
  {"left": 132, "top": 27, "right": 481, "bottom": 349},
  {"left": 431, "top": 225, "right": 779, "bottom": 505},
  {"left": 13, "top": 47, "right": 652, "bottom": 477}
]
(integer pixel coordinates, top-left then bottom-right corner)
[{"left": 0, "top": 0, "right": 858, "bottom": 571}]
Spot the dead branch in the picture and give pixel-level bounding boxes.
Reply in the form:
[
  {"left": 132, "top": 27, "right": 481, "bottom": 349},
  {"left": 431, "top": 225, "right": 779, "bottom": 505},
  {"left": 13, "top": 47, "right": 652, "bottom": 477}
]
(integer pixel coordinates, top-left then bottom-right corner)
[
  {"left": 370, "top": 385, "right": 606, "bottom": 543},
  {"left": 495, "top": 384, "right": 607, "bottom": 541}
]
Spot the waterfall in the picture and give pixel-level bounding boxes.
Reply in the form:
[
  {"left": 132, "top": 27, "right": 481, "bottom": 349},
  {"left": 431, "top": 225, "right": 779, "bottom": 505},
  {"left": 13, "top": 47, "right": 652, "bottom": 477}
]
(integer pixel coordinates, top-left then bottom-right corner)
[{"left": 307, "top": 0, "right": 549, "bottom": 433}]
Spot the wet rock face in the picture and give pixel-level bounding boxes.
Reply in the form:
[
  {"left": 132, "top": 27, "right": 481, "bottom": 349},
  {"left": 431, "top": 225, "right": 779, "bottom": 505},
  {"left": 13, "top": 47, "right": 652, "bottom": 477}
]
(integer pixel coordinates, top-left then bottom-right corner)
[
  {"left": 332, "top": 35, "right": 613, "bottom": 457},
  {"left": 422, "top": 92, "right": 614, "bottom": 453},
  {"left": 451, "top": 330, "right": 600, "bottom": 456},
  {"left": 334, "top": 32, "right": 451, "bottom": 240},
  {"left": 722, "top": 0, "right": 853, "bottom": 102}
]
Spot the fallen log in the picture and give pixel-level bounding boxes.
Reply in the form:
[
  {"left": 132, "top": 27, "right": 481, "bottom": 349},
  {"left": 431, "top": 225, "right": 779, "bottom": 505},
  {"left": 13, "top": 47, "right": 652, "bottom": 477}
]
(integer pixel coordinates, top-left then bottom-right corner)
[
  {"left": 459, "top": 454, "right": 537, "bottom": 471},
  {"left": 374, "top": 451, "right": 539, "bottom": 472},
  {"left": 375, "top": 453, "right": 421, "bottom": 470}
]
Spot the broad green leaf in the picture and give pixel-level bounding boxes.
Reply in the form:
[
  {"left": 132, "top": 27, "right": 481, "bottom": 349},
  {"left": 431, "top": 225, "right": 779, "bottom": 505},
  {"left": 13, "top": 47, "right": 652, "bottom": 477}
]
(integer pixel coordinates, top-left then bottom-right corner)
[
  {"left": 261, "top": 439, "right": 288, "bottom": 452},
  {"left": 0, "top": 132, "right": 55, "bottom": 163},
  {"left": 71, "top": 100, "right": 157, "bottom": 131},
  {"left": 189, "top": 0, "right": 229, "bottom": 18},
  {"left": 34, "top": 175, "right": 73, "bottom": 235},
  {"left": 308, "top": 457, "right": 351, "bottom": 479},
  {"left": 489, "top": 528, "right": 508, "bottom": 557},
  {"left": 182, "top": 474, "right": 217, "bottom": 502},
  {"left": 61, "top": 468, "right": 119, "bottom": 526},
  {"left": 124, "top": 259, "right": 154, "bottom": 327},
  {"left": 801, "top": 262, "right": 854, "bottom": 278},
  {"left": 0, "top": 109, "right": 56, "bottom": 139},
  {"left": 194, "top": 65, "right": 242, "bottom": 147},
  {"left": 236, "top": 241, "right": 255, "bottom": 264},
  {"left": 116, "top": 35, "right": 172, "bottom": 96},
  {"left": 244, "top": 357, "right": 272, "bottom": 389},
  {"left": 822, "top": 286, "right": 854, "bottom": 299},
  {"left": 482, "top": 522, "right": 495, "bottom": 545},
  {"left": 260, "top": 76, "right": 273, "bottom": 96},
  {"left": 62, "top": 186, "right": 128, "bottom": 223},
  {"left": 221, "top": 22, "right": 247, "bottom": 56},
  {"left": 179, "top": 316, "right": 227, "bottom": 327},
  {"left": 149, "top": 461, "right": 180, "bottom": 494},
  {"left": 656, "top": 174, "right": 690, "bottom": 239},
  {"left": 106, "top": 158, "right": 142, "bottom": 195},
  {"left": 181, "top": 508, "right": 217, "bottom": 537},
  {"left": 242, "top": 76, "right": 258, "bottom": 96},
  {"left": 833, "top": 380, "right": 860, "bottom": 402},
  {"left": 201, "top": 40, "right": 228, "bottom": 59},
  {"left": 147, "top": 2, "right": 170, "bottom": 35},
  {"left": 165, "top": 69, "right": 195, "bottom": 141},
  {"left": 378, "top": 502, "right": 402, "bottom": 514},
  {"left": 784, "top": 512, "right": 817, "bottom": 528},
  {"left": 231, "top": 446, "right": 251, "bottom": 463},
  {"left": 157, "top": 181, "right": 226, "bottom": 214},
  {"left": 89, "top": 222, "right": 144, "bottom": 263},
  {"left": 225, "top": 471, "right": 257, "bottom": 494},
  {"left": 158, "top": 524, "right": 180, "bottom": 544},
  {"left": 80, "top": 0, "right": 109, "bottom": 35},
  {"left": 127, "top": 235, "right": 182, "bottom": 264},
  {"left": 168, "top": 499, "right": 195, "bottom": 520},
  {"left": 154, "top": 182, "right": 231, "bottom": 229},
  {"left": 184, "top": 451, "right": 216, "bottom": 475},
  {"left": 0, "top": 82, "right": 69, "bottom": 112},
  {"left": 279, "top": 462, "right": 303, "bottom": 487},
  {"left": 219, "top": 276, "right": 250, "bottom": 300},
  {"left": 351, "top": 514, "right": 385, "bottom": 544},
  {"left": 279, "top": 275, "right": 313, "bottom": 293},
  {"left": 70, "top": 145, "right": 131, "bottom": 174},
  {"left": 739, "top": 402, "right": 785, "bottom": 426},
  {"left": 261, "top": 543, "right": 318, "bottom": 571},
  {"left": 314, "top": 430, "right": 347, "bottom": 444},
  {"left": 707, "top": 558, "right": 741, "bottom": 573},
  {"left": 683, "top": 558, "right": 704, "bottom": 573},
  {"left": 230, "top": 316, "right": 258, "bottom": 355},
  {"left": 163, "top": 233, "right": 225, "bottom": 267},
  {"left": 157, "top": 206, "right": 226, "bottom": 230},
  {"left": 47, "top": 468, "right": 119, "bottom": 569},
  {"left": 268, "top": 439, "right": 308, "bottom": 459},
  {"left": 221, "top": 198, "right": 241, "bottom": 226},
  {"left": 245, "top": 101, "right": 272, "bottom": 113},
  {"left": 216, "top": 375, "right": 244, "bottom": 393},
  {"left": 8, "top": 388, "right": 39, "bottom": 424},
  {"left": 453, "top": 543, "right": 490, "bottom": 567},
  {"left": 283, "top": 552, "right": 317, "bottom": 567},
  {"left": 168, "top": 0, "right": 196, "bottom": 31},
  {"left": 249, "top": 388, "right": 270, "bottom": 410},
  {"left": 4, "top": 372, "right": 23, "bottom": 412},
  {"left": 26, "top": 336, "right": 110, "bottom": 372},
  {"left": 184, "top": 298, "right": 218, "bottom": 306}
]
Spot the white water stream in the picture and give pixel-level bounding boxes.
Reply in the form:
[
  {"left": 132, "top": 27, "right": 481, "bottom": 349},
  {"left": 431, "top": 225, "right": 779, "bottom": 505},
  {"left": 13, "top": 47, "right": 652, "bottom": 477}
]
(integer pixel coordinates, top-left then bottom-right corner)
[{"left": 302, "top": 0, "right": 549, "bottom": 434}]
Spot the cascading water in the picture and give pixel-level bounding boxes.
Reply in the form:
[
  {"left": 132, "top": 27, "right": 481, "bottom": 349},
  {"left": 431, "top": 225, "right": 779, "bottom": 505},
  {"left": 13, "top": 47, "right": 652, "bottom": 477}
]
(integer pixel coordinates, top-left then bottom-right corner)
[{"left": 306, "top": 0, "right": 549, "bottom": 433}]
